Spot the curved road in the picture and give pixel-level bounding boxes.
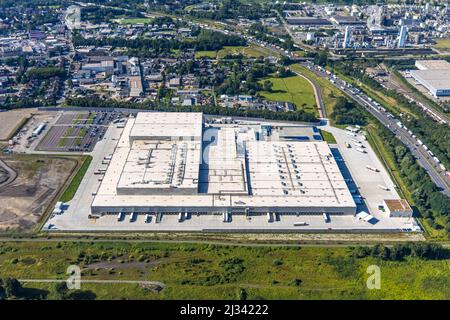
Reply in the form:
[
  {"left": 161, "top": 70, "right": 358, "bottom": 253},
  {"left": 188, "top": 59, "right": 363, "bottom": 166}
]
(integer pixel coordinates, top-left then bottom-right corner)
[
  {"left": 0, "top": 159, "right": 17, "bottom": 188},
  {"left": 291, "top": 69, "right": 326, "bottom": 118}
]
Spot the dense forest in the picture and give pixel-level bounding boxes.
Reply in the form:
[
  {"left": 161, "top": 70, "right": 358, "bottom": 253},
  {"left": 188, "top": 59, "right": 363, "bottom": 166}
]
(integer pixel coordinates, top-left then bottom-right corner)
[
  {"left": 72, "top": 29, "right": 247, "bottom": 57},
  {"left": 188, "top": 0, "right": 272, "bottom": 21},
  {"left": 330, "top": 97, "right": 367, "bottom": 125}
]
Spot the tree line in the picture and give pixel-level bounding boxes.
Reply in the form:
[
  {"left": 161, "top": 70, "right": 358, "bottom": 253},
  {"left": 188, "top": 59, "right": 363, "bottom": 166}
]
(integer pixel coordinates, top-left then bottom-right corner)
[
  {"left": 376, "top": 124, "right": 450, "bottom": 234},
  {"left": 330, "top": 97, "right": 367, "bottom": 126},
  {"left": 64, "top": 97, "right": 319, "bottom": 123},
  {"left": 326, "top": 88, "right": 449, "bottom": 235},
  {"left": 350, "top": 243, "right": 446, "bottom": 261},
  {"left": 0, "top": 277, "right": 96, "bottom": 300},
  {"left": 73, "top": 29, "right": 247, "bottom": 57},
  {"left": 332, "top": 59, "right": 450, "bottom": 170}
]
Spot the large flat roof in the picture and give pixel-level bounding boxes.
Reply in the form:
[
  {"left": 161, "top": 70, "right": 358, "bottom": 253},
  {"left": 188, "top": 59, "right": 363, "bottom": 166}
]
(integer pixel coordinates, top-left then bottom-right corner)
[
  {"left": 410, "top": 69, "right": 450, "bottom": 91},
  {"left": 92, "top": 113, "right": 356, "bottom": 214},
  {"left": 415, "top": 60, "right": 450, "bottom": 70},
  {"left": 130, "top": 112, "right": 203, "bottom": 141}
]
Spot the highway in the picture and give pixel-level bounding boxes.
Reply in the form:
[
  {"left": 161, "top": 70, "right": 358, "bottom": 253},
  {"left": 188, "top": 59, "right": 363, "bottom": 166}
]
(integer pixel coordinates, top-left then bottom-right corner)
[
  {"left": 300, "top": 61, "right": 450, "bottom": 197},
  {"left": 63, "top": 9, "right": 449, "bottom": 198},
  {"left": 199, "top": 19, "right": 450, "bottom": 196}
]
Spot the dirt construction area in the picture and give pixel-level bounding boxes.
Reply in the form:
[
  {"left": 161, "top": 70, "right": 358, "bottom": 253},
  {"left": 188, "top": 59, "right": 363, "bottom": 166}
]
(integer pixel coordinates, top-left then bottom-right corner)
[{"left": 0, "top": 155, "right": 78, "bottom": 232}]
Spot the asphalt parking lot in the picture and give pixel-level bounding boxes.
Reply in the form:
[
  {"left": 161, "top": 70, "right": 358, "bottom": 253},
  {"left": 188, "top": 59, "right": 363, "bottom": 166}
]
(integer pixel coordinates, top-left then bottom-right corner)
[{"left": 36, "top": 111, "right": 128, "bottom": 152}]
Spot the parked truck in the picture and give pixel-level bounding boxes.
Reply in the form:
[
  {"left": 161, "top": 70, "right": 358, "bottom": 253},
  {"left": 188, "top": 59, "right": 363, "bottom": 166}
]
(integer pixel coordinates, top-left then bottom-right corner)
[
  {"left": 366, "top": 165, "right": 379, "bottom": 172},
  {"left": 356, "top": 147, "right": 366, "bottom": 153}
]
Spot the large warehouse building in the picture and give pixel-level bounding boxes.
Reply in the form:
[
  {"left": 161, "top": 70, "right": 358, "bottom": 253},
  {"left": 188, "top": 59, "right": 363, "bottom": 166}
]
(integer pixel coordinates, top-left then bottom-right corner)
[
  {"left": 91, "top": 112, "right": 356, "bottom": 216},
  {"left": 410, "top": 60, "right": 450, "bottom": 97}
]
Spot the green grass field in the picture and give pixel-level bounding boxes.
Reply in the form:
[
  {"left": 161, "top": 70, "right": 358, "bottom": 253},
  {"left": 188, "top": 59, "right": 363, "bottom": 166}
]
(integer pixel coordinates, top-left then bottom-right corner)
[
  {"left": 319, "top": 129, "right": 336, "bottom": 143},
  {"left": 0, "top": 241, "right": 448, "bottom": 300},
  {"left": 195, "top": 45, "right": 276, "bottom": 59},
  {"left": 195, "top": 50, "right": 217, "bottom": 59},
  {"left": 59, "top": 155, "right": 92, "bottom": 202},
  {"left": 433, "top": 38, "right": 450, "bottom": 50},
  {"left": 259, "top": 75, "right": 317, "bottom": 115},
  {"left": 116, "top": 18, "right": 153, "bottom": 25}
]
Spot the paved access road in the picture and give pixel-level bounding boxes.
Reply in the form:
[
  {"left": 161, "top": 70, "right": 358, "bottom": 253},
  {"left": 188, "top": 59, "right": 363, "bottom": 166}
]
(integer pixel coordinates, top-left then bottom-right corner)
[{"left": 0, "top": 159, "right": 17, "bottom": 188}]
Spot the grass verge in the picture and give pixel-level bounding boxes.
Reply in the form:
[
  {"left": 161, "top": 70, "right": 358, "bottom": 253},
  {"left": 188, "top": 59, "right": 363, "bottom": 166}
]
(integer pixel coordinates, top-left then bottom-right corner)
[
  {"left": 365, "top": 125, "right": 446, "bottom": 239},
  {"left": 59, "top": 155, "right": 92, "bottom": 202},
  {"left": 319, "top": 129, "right": 336, "bottom": 143}
]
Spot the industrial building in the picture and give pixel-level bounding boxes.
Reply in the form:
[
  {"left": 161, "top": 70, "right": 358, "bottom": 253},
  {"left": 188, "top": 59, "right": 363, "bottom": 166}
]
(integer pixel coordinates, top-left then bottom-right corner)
[
  {"left": 383, "top": 199, "right": 413, "bottom": 218},
  {"left": 91, "top": 112, "right": 357, "bottom": 217},
  {"left": 415, "top": 60, "right": 450, "bottom": 70},
  {"left": 410, "top": 69, "right": 450, "bottom": 97},
  {"left": 409, "top": 60, "right": 450, "bottom": 97},
  {"left": 128, "top": 76, "right": 143, "bottom": 97},
  {"left": 397, "top": 26, "right": 408, "bottom": 48},
  {"left": 286, "top": 16, "right": 332, "bottom": 26}
]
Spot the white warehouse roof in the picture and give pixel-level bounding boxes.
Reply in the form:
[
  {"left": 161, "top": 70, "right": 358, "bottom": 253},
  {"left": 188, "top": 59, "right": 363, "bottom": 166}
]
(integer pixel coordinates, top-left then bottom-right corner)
[{"left": 91, "top": 112, "right": 356, "bottom": 215}]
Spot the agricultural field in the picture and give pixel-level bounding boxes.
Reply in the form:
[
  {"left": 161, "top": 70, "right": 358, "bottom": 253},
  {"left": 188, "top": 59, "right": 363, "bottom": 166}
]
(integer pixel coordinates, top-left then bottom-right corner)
[
  {"left": 258, "top": 75, "right": 317, "bottom": 115},
  {"left": 0, "top": 241, "right": 448, "bottom": 300},
  {"left": 0, "top": 155, "right": 78, "bottom": 233}
]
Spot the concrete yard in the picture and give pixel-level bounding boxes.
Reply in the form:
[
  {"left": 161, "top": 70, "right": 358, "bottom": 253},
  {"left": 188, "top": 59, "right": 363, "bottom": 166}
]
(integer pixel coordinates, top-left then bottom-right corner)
[{"left": 321, "top": 124, "right": 401, "bottom": 215}]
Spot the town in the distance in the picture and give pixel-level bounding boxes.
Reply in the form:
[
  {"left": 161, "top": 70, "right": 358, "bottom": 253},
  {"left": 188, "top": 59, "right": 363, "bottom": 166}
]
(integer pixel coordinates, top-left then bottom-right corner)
[{"left": 0, "top": 0, "right": 449, "bottom": 302}]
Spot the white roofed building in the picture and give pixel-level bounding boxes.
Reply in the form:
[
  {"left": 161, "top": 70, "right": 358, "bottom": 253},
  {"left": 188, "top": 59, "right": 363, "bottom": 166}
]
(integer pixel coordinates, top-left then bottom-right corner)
[{"left": 91, "top": 112, "right": 357, "bottom": 216}]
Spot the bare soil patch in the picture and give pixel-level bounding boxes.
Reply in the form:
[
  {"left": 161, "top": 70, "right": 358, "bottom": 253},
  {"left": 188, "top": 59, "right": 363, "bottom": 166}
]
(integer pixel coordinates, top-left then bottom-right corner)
[
  {"left": 0, "top": 109, "right": 36, "bottom": 141},
  {"left": 0, "top": 155, "right": 78, "bottom": 232}
]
